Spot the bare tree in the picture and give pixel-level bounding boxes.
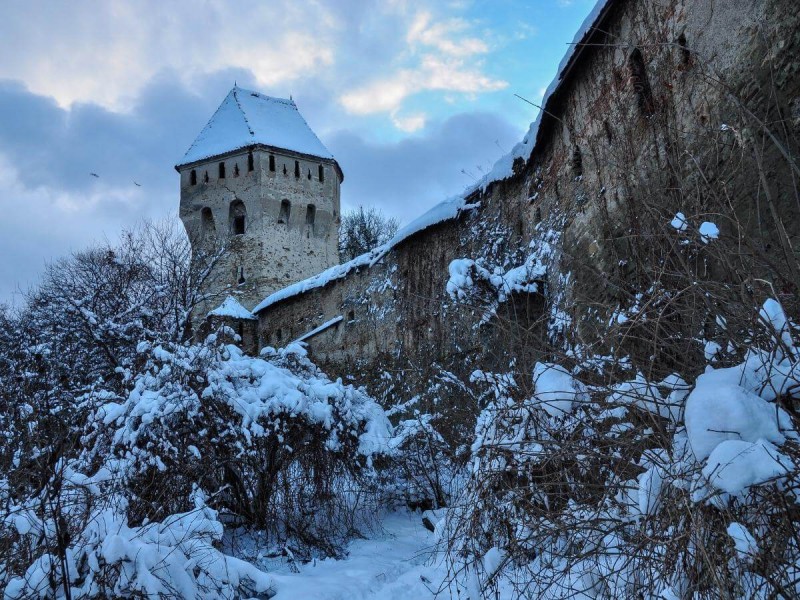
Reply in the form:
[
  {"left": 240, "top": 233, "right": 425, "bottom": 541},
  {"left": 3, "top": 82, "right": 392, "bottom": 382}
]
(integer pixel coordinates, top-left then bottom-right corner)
[{"left": 338, "top": 206, "right": 399, "bottom": 261}]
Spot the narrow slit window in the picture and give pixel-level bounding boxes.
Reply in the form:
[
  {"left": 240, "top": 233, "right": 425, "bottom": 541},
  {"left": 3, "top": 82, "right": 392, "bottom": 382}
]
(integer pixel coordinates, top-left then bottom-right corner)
[
  {"left": 318, "top": 165, "right": 324, "bottom": 182},
  {"left": 190, "top": 169, "right": 197, "bottom": 185},
  {"left": 269, "top": 155, "right": 275, "bottom": 171},
  {"left": 203, "top": 171, "right": 209, "bottom": 183},
  {"left": 571, "top": 146, "right": 583, "bottom": 178},
  {"left": 305, "top": 204, "right": 316, "bottom": 226},
  {"left": 234, "top": 163, "right": 240, "bottom": 177},
  {"left": 628, "top": 48, "right": 655, "bottom": 116},
  {"left": 276, "top": 329, "right": 283, "bottom": 342},
  {"left": 248, "top": 151, "right": 254, "bottom": 172},
  {"left": 283, "top": 164, "right": 287, "bottom": 175},
  {"left": 279, "top": 199, "right": 291, "bottom": 224},
  {"left": 218, "top": 162, "right": 226, "bottom": 179},
  {"left": 307, "top": 168, "right": 311, "bottom": 180},
  {"left": 294, "top": 160, "right": 300, "bottom": 178},
  {"left": 238, "top": 267, "right": 245, "bottom": 284},
  {"left": 678, "top": 33, "right": 690, "bottom": 65}
]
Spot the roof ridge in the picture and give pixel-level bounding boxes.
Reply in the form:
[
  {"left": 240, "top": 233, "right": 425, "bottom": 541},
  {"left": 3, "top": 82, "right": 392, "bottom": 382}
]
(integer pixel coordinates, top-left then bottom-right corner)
[{"left": 231, "top": 87, "right": 255, "bottom": 137}]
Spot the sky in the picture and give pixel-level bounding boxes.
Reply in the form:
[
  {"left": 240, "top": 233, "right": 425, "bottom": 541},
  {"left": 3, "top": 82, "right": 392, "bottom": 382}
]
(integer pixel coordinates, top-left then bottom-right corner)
[{"left": 0, "top": 0, "right": 597, "bottom": 305}]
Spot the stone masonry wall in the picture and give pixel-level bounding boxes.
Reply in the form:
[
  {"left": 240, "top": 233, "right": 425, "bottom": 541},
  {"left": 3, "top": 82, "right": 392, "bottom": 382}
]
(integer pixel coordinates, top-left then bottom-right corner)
[
  {"left": 253, "top": 0, "right": 800, "bottom": 396},
  {"left": 179, "top": 146, "right": 341, "bottom": 321}
]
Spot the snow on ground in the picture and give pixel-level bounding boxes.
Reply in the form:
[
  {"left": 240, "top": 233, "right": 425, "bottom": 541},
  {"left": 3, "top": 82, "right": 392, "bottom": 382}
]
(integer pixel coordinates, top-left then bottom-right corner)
[{"left": 263, "top": 511, "right": 445, "bottom": 600}]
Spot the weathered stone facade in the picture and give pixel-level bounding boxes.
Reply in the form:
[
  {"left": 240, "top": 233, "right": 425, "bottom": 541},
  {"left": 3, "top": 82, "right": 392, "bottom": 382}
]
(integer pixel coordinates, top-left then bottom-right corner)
[
  {"left": 178, "top": 144, "right": 341, "bottom": 321},
  {"left": 249, "top": 0, "right": 800, "bottom": 396}
]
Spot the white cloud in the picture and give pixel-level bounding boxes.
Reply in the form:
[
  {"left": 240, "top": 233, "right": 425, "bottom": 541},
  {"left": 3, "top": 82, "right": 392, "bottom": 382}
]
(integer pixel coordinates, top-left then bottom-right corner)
[
  {"left": 391, "top": 111, "right": 427, "bottom": 132},
  {"left": 340, "top": 9, "right": 507, "bottom": 121}
]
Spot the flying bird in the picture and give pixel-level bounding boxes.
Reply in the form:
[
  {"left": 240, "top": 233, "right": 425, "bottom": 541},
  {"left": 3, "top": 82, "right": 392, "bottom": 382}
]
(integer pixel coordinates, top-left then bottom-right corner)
[
  {"left": 133, "top": 181, "right": 141, "bottom": 187},
  {"left": 89, "top": 172, "right": 99, "bottom": 178}
]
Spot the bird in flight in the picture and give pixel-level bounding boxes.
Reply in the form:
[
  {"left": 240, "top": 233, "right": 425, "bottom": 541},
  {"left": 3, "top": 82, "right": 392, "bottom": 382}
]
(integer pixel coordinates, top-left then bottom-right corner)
[
  {"left": 89, "top": 172, "right": 99, "bottom": 178},
  {"left": 133, "top": 181, "right": 141, "bottom": 187}
]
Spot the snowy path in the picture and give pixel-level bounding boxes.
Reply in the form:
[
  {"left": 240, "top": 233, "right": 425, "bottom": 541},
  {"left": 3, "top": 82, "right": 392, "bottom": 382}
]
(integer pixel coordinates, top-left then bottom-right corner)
[{"left": 270, "top": 512, "right": 447, "bottom": 600}]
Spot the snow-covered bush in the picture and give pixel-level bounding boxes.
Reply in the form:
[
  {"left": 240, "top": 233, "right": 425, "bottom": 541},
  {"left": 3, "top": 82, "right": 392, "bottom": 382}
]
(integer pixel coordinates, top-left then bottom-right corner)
[
  {"left": 442, "top": 303, "right": 800, "bottom": 598},
  {"left": 1, "top": 332, "right": 392, "bottom": 597}
]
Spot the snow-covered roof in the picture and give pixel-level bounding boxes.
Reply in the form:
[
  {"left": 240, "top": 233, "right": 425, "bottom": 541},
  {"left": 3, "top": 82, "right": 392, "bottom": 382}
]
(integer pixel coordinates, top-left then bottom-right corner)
[
  {"left": 252, "top": 195, "right": 478, "bottom": 314},
  {"left": 208, "top": 296, "right": 257, "bottom": 320},
  {"left": 253, "top": 0, "right": 613, "bottom": 315},
  {"left": 177, "top": 86, "right": 335, "bottom": 168}
]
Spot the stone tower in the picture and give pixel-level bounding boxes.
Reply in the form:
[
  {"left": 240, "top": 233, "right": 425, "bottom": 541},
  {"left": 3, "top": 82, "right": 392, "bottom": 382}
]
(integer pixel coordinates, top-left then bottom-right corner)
[{"left": 175, "top": 86, "right": 343, "bottom": 324}]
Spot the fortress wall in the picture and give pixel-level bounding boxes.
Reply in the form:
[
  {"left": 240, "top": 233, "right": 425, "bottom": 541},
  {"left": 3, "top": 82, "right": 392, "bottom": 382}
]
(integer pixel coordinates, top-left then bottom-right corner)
[{"left": 254, "top": 0, "right": 800, "bottom": 394}]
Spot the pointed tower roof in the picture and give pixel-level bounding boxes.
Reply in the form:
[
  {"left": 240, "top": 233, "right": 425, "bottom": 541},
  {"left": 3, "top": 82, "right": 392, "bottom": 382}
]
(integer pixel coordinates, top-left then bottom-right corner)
[{"left": 176, "top": 86, "right": 335, "bottom": 168}]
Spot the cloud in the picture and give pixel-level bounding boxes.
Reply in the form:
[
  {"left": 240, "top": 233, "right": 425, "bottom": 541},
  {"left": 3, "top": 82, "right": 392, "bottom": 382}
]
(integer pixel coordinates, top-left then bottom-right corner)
[
  {"left": 0, "top": 73, "right": 523, "bottom": 304},
  {"left": 339, "top": 8, "right": 507, "bottom": 118},
  {"left": 328, "top": 111, "right": 522, "bottom": 223}
]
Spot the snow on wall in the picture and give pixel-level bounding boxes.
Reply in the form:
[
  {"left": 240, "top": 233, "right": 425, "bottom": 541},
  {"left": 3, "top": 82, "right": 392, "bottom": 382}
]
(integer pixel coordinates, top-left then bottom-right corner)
[
  {"left": 252, "top": 0, "right": 612, "bottom": 314},
  {"left": 178, "top": 86, "right": 334, "bottom": 167}
]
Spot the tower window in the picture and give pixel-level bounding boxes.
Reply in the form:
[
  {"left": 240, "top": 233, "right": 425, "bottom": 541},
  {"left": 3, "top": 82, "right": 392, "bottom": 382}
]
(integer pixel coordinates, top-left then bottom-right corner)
[
  {"left": 218, "top": 162, "right": 226, "bottom": 179},
  {"left": 279, "top": 199, "right": 291, "bottom": 224},
  {"left": 306, "top": 204, "right": 316, "bottom": 226},
  {"left": 307, "top": 168, "right": 311, "bottom": 180},
  {"left": 283, "top": 164, "right": 287, "bottom": 175},
  {"left": 234, "top": 163, "right": 240, "bottom": 177},
  {"left": 318, "top": 165, "right": 324, "bottom": 182},
  {"left": 248, "top": 151, "right": 254, "bottom": 172},
  {"left": 201, "top": 207, "right": 216, "bottom": 238},
  {"left": 238, "top": 267, "right": 245, "bottom": 284},
  {"left": 269, "top": 155, "right": 275, "bottom": 171},
  {"left": 230, "top": 199, "right": 247, "bottom": 235},
  {"left": 190, "top": 169, "right": 197, "bottom": 185},
  {"left": 294, "top": 160, "right": 300, "bottom": 178},
  {"left": 204, "top": 171, "right": 209, "bottom": 184}
]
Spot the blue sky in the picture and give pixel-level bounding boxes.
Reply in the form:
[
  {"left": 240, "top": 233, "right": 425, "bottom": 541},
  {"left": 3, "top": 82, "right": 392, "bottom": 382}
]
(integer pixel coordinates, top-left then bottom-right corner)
[{"left": 0, "top": 0, "right": 596, "bottom": 304}]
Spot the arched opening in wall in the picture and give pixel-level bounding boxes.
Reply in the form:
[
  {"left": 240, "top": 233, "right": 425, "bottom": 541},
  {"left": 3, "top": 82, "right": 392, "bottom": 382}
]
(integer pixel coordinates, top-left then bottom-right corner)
[
  {"left": 234, "top": 163, "right": 240, "bottom": 177},
  {"left": 238, "top": 267, "right": 246, "bottom": 284},
  {"left": 200, "top": 207, "right": 216, "bottom": 238},
  {"left": 190, "top": 169, "right": 197, "bottom": 185},
  {"left": 279, "top": 199, "right": 291, "bottom": 224},
  {"left": 306, "top": 204, "right": 316, "bottom": 227},
  {"left": 307, "top": 168, "right": 311, "bottom": 180},
  {"left": 230, "top": 199, "right": 247, "bottom": 235},
  {"left": 347, "top": 310, "right": 355, "bottom": 322},
  {"left": 628, "top": 48, "right": 654, "bottom": 116},
  {"left": 283, "top": 164, "right": 287, "bottom": 175},
  {"left": 318, "top": 165, "right": 324, "bottom": 182},
  {"left": 269, "top": 155, "right": 275, "bottom": 171},
  {"left": 294, "top": 160, "right": 300, "bottom": 178},
  {"left": 248, "top": 151, "right": 254, "bottom": 172},
  {"left": 204, "top": 171, "right": 209, "bottom": 184},
  {"left": 218, "top": 162, "right": 226, "bottom": 179}
]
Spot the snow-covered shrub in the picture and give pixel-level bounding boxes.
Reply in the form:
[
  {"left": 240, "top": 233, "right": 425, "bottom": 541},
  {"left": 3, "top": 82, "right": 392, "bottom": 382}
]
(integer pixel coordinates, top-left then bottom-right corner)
[
  {"left": 1, "top": 332, "right": 392, "bottom": 597},
  {"left": 442, "top": 318, "right": 800, "bottom": 598},
  {"left": 81, "top": 335, "right": 391, "bottom": 556}
]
